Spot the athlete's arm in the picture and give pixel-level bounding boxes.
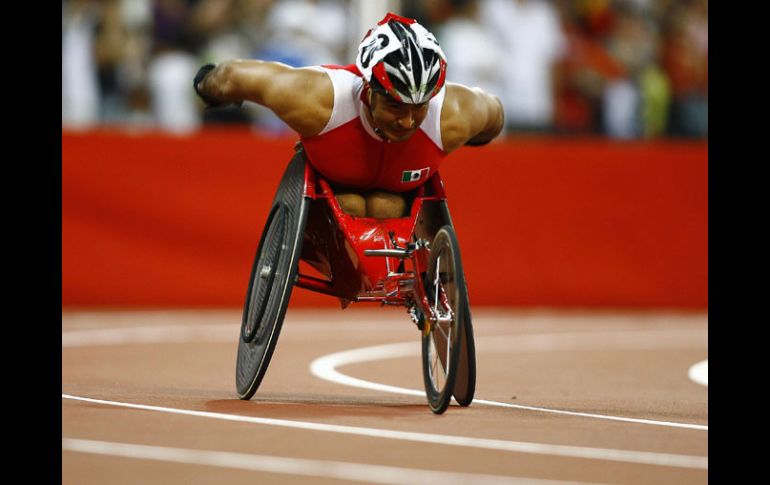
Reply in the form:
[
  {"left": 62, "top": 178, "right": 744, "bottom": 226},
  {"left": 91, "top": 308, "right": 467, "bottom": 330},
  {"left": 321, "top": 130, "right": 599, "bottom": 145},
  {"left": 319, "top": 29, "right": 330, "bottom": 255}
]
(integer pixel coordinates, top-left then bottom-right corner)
[
  {"left": 440, "top": 83, "right": 504, "bottom": 153},
  {"left": 194, "top": 60, "right": 333, "bottom": 137}
]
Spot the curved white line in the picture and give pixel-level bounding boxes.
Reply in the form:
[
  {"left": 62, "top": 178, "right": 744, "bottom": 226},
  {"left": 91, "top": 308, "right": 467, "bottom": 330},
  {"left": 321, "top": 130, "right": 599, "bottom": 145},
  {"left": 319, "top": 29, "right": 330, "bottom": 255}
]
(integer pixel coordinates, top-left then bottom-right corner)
[
  {"left": 310, "top": 332, "right": 708, "bottom": 431},
  {"left": 62, "top": 394, "right": 707, "bottom": 469},
  {"left": 688, "top": 360, "right": 708, "bottom": 386}
]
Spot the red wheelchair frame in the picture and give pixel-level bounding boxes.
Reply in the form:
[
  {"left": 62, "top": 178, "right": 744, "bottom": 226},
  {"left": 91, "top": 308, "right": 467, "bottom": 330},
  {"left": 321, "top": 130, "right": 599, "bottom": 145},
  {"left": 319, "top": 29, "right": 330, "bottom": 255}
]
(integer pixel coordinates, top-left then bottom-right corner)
[{"left": 297, "top": 161, "right": 445, "bottom": 309}]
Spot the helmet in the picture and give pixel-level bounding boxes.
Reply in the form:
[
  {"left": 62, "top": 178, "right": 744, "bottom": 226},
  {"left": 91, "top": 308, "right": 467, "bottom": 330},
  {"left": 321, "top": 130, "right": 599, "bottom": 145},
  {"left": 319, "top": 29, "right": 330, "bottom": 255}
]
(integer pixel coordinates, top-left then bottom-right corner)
[{"left": 355, "top": 13, "right": 447, "bottom": 105}]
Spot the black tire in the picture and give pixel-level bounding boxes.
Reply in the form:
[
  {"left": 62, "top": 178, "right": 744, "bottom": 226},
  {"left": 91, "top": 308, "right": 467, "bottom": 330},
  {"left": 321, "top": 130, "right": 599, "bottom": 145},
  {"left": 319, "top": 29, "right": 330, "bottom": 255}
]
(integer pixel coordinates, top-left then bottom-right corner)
[
  {"left": 452, "top": 303, "right": 476, "bottom": 406},
  {"left": 236, "top": 154, "right": 308, "bottom": 400},
  {"left": 421, "top": 226, "right": 467, "bottom": 414}
]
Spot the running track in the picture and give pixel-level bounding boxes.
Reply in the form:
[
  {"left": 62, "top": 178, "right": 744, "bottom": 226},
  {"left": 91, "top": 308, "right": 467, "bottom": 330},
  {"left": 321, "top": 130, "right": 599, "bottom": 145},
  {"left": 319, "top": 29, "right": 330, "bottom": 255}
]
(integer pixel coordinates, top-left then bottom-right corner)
[{"left": 62, "top": 308, "right": 707, "bottom": 484}]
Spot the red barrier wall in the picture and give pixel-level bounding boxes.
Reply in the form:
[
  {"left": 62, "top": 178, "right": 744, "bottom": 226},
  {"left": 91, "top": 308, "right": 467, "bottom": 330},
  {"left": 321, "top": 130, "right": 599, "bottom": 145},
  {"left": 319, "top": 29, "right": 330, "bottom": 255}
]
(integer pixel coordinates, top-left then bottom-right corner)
[{"left": 62, "top": 129, "right": 707, "bottom": 308}]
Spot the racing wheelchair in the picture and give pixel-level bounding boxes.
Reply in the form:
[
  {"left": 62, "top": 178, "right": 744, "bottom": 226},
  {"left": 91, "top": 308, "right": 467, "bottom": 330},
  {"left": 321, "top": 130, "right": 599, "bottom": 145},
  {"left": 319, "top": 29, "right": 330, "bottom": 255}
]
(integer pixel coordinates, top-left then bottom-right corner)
[{"left": 236, "top": 144, "right": 476, "bottom": 414}]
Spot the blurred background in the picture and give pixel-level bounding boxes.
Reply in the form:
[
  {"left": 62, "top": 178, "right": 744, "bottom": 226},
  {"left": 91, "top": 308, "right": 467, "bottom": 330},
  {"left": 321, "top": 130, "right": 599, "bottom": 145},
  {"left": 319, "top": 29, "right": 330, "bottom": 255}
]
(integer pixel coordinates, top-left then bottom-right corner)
[
  {"left": 62, "top": 0, "right": 707, "bottom": 138},
  {"left": 62, "top": 0, "right": 708, "bottom": 310}
]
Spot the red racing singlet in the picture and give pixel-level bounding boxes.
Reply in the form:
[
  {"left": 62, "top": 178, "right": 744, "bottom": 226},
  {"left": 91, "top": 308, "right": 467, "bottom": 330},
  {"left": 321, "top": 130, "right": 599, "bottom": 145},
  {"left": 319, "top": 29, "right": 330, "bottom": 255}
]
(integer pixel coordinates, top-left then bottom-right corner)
[{"left": 299, "top": 64, "right": 447, "bottom": 193}]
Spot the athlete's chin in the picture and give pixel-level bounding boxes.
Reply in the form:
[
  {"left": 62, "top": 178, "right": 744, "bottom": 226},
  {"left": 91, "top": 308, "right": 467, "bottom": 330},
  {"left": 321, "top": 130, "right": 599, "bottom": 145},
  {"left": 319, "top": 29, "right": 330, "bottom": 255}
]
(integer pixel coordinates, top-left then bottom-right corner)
[{"left": 385, "top": 129, "right": 416, "bottom": 142}]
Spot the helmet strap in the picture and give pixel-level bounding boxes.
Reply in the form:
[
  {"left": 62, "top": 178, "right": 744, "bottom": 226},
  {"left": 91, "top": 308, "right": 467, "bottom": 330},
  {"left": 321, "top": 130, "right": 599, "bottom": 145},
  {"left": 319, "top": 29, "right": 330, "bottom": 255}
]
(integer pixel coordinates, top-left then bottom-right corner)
[{"left": 361, "top": 85, "right": 387, "bottom": 140}]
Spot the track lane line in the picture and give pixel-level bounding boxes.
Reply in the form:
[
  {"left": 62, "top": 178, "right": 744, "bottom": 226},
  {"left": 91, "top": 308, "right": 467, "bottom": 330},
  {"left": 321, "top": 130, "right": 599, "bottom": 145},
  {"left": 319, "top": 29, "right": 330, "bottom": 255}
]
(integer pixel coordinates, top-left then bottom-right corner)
[
  {"left": 62, "top": 438, "right": 590, "bottom": 485},
  {"left": 62, "top": 394, "right": 707, "bottom": 469}
]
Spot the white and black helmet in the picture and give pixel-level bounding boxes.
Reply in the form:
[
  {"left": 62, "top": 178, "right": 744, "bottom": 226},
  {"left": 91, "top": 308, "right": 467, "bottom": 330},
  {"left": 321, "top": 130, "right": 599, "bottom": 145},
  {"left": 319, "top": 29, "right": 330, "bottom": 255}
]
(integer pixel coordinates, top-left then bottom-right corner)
[{"left": 356, "top": 13, "right": 448, "bottom": 105}]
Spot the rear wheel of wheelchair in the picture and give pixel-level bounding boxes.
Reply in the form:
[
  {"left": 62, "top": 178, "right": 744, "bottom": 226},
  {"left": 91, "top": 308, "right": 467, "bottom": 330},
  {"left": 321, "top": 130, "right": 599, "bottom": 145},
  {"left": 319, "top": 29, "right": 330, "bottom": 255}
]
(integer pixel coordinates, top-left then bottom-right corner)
[
  {"left": 421, "top": 225, "right": 467, "bottom": 414},
  {"left": 236, "top": 155, "right": 308, "bottom": 400},
  {"left": 241, "top": 203, "right": 287, "bottom": 343}
]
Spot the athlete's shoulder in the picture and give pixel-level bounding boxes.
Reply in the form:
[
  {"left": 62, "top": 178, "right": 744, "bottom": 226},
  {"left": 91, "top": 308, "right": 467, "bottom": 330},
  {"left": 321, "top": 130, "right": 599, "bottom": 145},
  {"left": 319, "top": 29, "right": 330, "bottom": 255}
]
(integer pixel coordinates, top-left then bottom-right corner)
[
  {"left": 319, "top": 64, "right": 363, "bottom": 77},
  {"left": 307, "top": 64, "right": 364, "bottom": 136},
  {"left": 440, "top": 83, "right": 486, "bottom": 152},
  {"left": 314, "top": 64, "right": 363, "bottom": 92},
  {"left": 442, "top": 83, "right": 488, "bottom": 115},
  {"left": 440, "top": 82, "right": 504, "bottom": 151}
]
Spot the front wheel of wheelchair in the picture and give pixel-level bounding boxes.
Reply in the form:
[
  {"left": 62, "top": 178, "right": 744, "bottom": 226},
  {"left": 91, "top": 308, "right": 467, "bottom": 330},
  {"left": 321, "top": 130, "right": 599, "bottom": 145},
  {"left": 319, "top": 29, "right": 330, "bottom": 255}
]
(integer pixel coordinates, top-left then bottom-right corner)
[{"left": 421, "top": 225, "right": 467, "bottom": 414}]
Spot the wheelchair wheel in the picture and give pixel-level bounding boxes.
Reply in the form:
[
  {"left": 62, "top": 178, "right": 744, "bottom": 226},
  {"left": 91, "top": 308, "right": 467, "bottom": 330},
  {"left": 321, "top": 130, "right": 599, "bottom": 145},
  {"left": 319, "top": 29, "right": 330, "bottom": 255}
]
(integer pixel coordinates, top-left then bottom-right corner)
[
  {"left": 421, "top": 225, "right": 467, "bottom": 414},
  {"left": 236, "top": 153, "right": 308, "bottom": 400},
  {"left": 241, "top": 203, "right": 287, "bottom": 343}
]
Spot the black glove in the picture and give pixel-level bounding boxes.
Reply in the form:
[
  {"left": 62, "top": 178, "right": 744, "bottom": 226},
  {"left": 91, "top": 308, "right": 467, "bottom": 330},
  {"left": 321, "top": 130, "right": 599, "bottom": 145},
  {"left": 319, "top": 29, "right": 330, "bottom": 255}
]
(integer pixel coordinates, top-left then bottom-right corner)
[
  {"left": 194, "top": 63, "right": 225, "bottom": 108},
  {"left": 464, "top": 137, "right": 493, "bottom": 146}
]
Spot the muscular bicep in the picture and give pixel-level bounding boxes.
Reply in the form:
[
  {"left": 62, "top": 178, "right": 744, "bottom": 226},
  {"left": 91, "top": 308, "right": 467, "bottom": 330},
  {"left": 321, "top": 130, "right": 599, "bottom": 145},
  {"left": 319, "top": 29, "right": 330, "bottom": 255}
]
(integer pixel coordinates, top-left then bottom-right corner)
[
  {"left": 259, "top": 66, "right": 334, "bottom": 136},
  {"left": 206, "top": 60, "right": 333, "bottom": 137},
  {"left": 441, "top": 83, "right": 504, "bottom": 152}
]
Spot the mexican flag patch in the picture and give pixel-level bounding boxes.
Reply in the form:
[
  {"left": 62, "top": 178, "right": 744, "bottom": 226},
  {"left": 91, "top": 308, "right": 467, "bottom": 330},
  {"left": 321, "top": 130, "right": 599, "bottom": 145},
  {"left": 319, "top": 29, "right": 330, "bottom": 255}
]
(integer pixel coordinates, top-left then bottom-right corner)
[{"left": 401, "top": 168, "right": 430, "bottom": 183}]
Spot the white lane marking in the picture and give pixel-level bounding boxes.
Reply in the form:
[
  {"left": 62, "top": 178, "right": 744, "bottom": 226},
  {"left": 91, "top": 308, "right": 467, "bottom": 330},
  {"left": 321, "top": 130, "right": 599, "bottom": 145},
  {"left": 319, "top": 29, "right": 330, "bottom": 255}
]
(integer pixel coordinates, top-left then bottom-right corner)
[
  {"left": 61, "top": 325, "right": 234, "bottom": 348},
  {"left": 688, "top": 360, "right": 708, "bottom": 386},
  {"left": 310, "top": 334, "right": 709, "bottom": 431},
  {"left": 62, "top": 438, "right": 587, "bottom": 485},
  {"left": 62, "top": 394, "right": 707, "bottom": 470}
]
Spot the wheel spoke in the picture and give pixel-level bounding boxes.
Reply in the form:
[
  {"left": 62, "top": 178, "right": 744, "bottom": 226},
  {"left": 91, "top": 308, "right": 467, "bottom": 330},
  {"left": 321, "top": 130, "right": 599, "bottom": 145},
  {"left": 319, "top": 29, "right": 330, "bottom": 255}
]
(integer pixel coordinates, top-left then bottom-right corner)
[
  {"left": 434, "top": 319, "right": 449, "bottom": 340},
  {"left": 445, "top": 326, "right": 452, "bottom": 377},
  {"left": 428, "top": 248, "right": 455, "bottom": 391},
  {"left": 430, "top": 338, "right": 439, "bottom": 385}
]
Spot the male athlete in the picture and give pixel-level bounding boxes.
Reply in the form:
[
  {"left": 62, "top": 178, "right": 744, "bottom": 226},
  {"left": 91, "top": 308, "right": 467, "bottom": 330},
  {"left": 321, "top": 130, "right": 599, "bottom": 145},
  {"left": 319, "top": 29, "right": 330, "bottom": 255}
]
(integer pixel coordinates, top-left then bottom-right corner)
[{"left": 193, "top": 12, "right": 504, "bottom": 218}]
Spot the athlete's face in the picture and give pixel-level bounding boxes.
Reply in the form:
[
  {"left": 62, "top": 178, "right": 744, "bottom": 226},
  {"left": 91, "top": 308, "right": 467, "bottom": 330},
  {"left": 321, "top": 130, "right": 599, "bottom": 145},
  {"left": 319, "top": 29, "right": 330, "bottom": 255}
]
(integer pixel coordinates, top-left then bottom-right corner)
[{"left": 369, "top": 92, "right": 429, "bottom": 142}]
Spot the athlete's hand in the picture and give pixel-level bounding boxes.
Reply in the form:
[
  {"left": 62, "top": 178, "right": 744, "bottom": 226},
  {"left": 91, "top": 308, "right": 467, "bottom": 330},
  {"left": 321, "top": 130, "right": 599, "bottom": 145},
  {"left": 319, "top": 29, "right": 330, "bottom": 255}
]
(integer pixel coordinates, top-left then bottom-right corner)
[
  {"left": 194, "top": 63, "right": 244, "bottom": 109},
  {"left": 193, "top": 63, "right": 223, "bottom": 108}
]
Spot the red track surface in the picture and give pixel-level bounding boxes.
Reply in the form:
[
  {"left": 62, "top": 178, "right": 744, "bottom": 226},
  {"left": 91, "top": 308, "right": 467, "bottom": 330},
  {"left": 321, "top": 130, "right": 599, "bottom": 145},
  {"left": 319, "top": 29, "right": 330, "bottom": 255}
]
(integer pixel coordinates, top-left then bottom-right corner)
[{"left": 62, "top": 307, "right": 707, "bottom": 484}]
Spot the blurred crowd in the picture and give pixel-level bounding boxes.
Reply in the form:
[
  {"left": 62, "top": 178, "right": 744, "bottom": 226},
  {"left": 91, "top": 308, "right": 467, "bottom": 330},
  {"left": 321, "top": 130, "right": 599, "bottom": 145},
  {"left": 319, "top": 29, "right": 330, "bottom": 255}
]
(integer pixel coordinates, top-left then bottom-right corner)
[{"left": 62, "top": 0, "right": 707, "bottom": 138}]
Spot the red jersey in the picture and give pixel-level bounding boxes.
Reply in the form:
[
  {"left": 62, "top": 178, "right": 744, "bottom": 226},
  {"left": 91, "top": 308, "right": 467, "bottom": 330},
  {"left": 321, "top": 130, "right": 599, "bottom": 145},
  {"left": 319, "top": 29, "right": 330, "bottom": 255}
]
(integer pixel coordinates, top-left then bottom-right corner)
[{"left": 299, "top": 64, "right": 447, "bottom": 193}]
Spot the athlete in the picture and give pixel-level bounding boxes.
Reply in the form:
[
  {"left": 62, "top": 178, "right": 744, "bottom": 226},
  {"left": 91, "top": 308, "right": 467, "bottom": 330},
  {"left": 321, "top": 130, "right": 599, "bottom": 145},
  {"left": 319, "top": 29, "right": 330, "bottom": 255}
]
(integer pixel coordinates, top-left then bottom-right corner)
[{"left": 193, "top": 12, "right": 504, "bottom": 218}]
